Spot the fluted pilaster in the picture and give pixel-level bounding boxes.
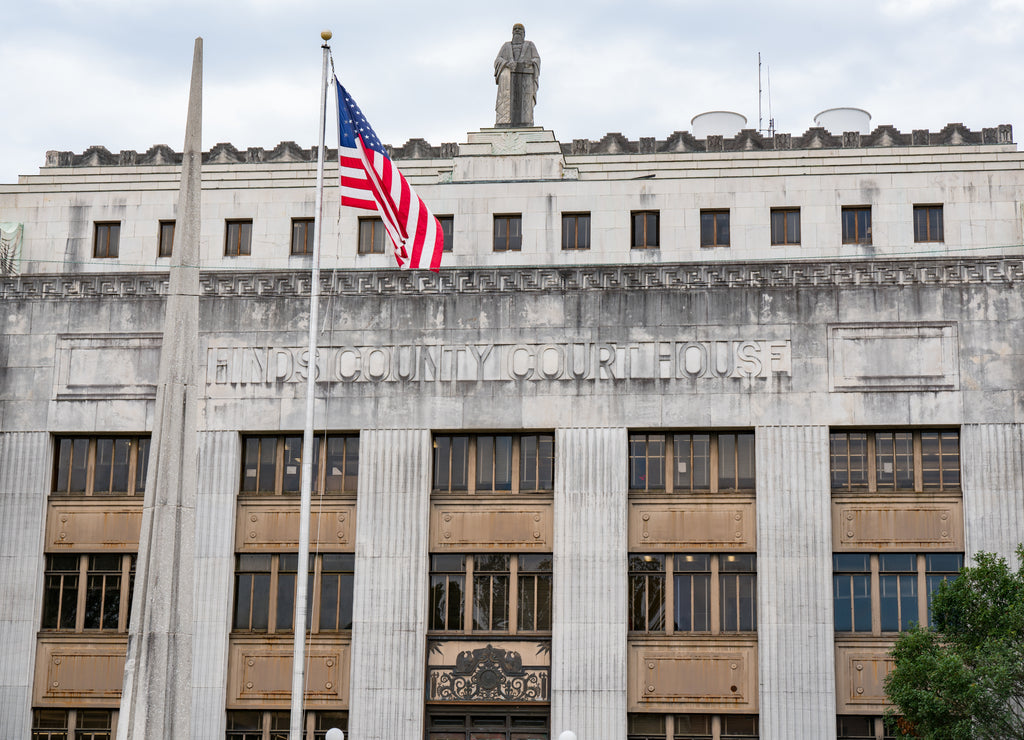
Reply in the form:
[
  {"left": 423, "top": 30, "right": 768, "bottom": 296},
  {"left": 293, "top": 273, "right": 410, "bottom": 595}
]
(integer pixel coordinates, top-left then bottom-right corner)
[
  {"left": 347, "top": 428, "right": 431, "bottom": 740},
  {"left": 551, "top": 427, "right": 628, "bottom": 740},
  {"left": 755, "top": 425, "right": 835, "bottom": 740},
  {"left": 191, "top": 431, "right": 240, "bottom": 740},
  {"left": 962, "top": 423, "right": 1024, "bottom": 561},
  {"left": 0, "top": 432, "right": 50, "bottom": 739}
]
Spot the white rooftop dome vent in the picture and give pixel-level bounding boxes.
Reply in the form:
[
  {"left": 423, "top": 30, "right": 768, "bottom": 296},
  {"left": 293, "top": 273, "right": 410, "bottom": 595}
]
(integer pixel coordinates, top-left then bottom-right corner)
[
  {"left": 814, "top": 107, "right": 872, "bottom": 135},
  {"left": 691, "top": 111, "right": 748, "bottom": 139}
]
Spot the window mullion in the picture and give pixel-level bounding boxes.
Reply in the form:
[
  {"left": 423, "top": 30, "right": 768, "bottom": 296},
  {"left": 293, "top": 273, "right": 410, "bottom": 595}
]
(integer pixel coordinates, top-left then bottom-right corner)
[
  {"left": 464, "top": 555, "right": 474, "bottom": 632},
  {"left": 86, "top": 438, "right": 97, "bottom": 495},
  {"left": 274, "top": 438, "right": 285, "bottom": 495},
  {"left": 509, "top": 555, "right": 519, "bottom": 634},
  {"left": 119, "top": 554, "right": 131, "bottom": 632},
  {"left": 74, "top": 556, "right": 88, "bottom": 632},
  {"left": 467, "top": 438, "right": 478, "bottom": 494},
  {"left": 870, "top": 555, "right": 881, "bottom": 635},
  {"left": 311, "top": 554, "right": 323, "bottom": 634},
  {"left": 913, "top": 433, "right": 923, "bottom": 491},
  {"left": 268, "top": 556, "right": 280, "bottom": 633},
  {"left": 867, "top": 435, "right": 877, "bottom": 493},
  {"left": 665, "top": 555, "right": 675, "bottom": 635},
  {"left": 511, "top": 437, "right": 521, "bottom": 493},
  {"left": 665, "top": 436, "right": 674, "bottom": 494},
  {"left": 710, "top": 555, "right": 721, "bottom": 634},
  {"left": 712, "top": 714, "right": 721, "bottom": 740},
  {"left": 916, "top": 554, "right": 927, "bottom": 627},
  {"left": 710, "top": 436, "right": 719, "bottom": 494}
]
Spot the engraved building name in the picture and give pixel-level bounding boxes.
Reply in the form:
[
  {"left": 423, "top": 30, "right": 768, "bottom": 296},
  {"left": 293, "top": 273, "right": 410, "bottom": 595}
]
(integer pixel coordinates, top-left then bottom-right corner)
[{"left": 206, "top": 340, "right": 792, "bottom": 385}]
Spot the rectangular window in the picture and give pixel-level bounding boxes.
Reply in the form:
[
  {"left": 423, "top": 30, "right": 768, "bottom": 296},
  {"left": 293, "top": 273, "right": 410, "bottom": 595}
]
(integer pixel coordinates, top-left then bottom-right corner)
[
  {"left": 630, "top": 553, "right": 756, "bottom": 634},
  {"left": 42, "top": 554, "right": 135, "bottom": 632},
  {"left": 837, "top": 715, "right": 900, "bottom": 740},
  {"left": 225, "top": 710, "right": 347, "bottom": 740},
  {"left": 93, "top": 222, "right": 120, "bottom": 258},
  {"left": 830, "top": 430, "right": 960, "bottom": 492},
  {"left": 358, "top": 217, "right": 387, "bottom": 254},
  {"left": 631, "top": 211, "right": 660, "bottom": 249},
  {"left": 232, "top": 552, "right": 353, "bottom": 633},
  {"left": 432, "top": 433, "right": 554, "bottom": 494},
  {"left": 913, "top": 205, "right": 943, "bottom": 243},
  {"left": 53, "top": 436, "right": 150, "bottom": 496},
  {"left": 158, "top": 220, "right": 175, "bottom": 258},
  {"left": 629, "top": 432, "right": 755, "bottom": 493},
  {"left": 625, "top": 714, "right": 758, "bottom": 739},
  {"left": 770, "top": 208, "right": 800, "bottom": 245},
  {"left": 240, "top": 434, "right": 359, "bottom": 495},
  {"left": 438, "top": 215, "right": 454, "bottom": 252},
  {"left": 428, "top": 553, "right": 551, "bottom": 634},
  {"left": 832, "top": 553, "right": 962, "bottom": 634},
  {"left": 291, "top": 218, "right": 315, "bottom": 255},
  {"left": 493, "top": 214, "right": 522, "bottom": 252},
  {"left": 426, "top": 712, "right": 549, "bottom": 739},
  {"left": 225, "top": 219, "right": 252, "bottom": 256},
  {"left": 700, "top": 210, "right": 730, "bottom": 247},
  {"left": 33, "top": 709, "right": 115, "bottom": 740},
  {"left": 561, "top": 212, "right": 591, "bottom": 250},
  {"left": 841, "top": 206, "right": 871, "bottom": 244}
]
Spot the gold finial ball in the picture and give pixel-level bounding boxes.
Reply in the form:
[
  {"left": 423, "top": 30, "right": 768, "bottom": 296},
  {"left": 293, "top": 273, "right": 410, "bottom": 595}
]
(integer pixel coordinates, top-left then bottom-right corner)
[{"left": 321, "top": 30, "right": 333, "bottom": 41}]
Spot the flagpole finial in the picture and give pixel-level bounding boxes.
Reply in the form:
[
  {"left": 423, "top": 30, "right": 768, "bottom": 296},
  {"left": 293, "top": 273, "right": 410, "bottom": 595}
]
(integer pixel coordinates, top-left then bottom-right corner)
[{"left": 321, "top": 30, "right": 332, "bottom": 41}]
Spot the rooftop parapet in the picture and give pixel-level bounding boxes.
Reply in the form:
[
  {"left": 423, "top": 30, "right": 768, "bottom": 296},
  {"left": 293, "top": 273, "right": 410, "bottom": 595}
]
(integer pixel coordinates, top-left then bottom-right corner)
[{"left": 42, "top": 123, "right": 1013, "bottom": 168}]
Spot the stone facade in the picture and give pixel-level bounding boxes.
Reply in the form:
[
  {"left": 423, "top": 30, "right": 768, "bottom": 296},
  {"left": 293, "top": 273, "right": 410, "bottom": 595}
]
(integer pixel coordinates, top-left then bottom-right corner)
[{"left": 1, "top": 122, "right": 1023, "bottom": 740}]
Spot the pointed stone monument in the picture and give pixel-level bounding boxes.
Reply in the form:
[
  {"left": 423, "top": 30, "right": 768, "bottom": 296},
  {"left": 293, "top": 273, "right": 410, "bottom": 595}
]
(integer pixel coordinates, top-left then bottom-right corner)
[{"left": 117, "top": 37, "right": 202, "bottom": 740}]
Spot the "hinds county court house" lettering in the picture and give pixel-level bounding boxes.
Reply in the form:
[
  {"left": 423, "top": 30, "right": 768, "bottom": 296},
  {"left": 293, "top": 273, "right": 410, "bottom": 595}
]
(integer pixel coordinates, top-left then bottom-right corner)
[{"left": 206, "top": 340, "right": 792, "bottom": 385}]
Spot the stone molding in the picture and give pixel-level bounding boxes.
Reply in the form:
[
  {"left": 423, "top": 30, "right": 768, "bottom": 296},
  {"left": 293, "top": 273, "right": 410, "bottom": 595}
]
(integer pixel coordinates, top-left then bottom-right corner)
[
  {"left": 42, "top": 123, "right": 1013, "bottom": 168},
  {"left": 2, "top": 258, "right": 1021, "bottom": 300}
]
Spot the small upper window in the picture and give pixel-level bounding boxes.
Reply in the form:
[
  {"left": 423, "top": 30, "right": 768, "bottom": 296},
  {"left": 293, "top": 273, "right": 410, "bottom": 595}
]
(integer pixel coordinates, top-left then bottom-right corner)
[
  {"left": 225, "top": 219, "right": 252, "bottom": 256},
  {"left": 631, "top": 211, "right": 659, "bottom": 249},
  {"left": 493, "top": 215, "right": 522, "bottom": 252},
  {"left": 561, "top": 212, "right": 591, "bottom": 250},
  {"left": 913, "top": 205, "right": 944, "bottom": 243},
  {"left": 433, "top": 433, "right": 554, "bottom": 494},
  {"left": 770, "top": 208, "right": 800, "bottom": 245},
  {"left": 438, "top": 215, "right": 454, "bottom": 253},
  {"left": 358, "top": 217, "right": 387, "bottom": 255},
  {"left": 629, "top": 432, "right": 755, "bottom": 493},
  {"left": 158, "top": 220, "right": 175, "bottom": 258},
  {"left": 53, "top": 436, "right": 150, "bottom": 496},
  {"left": 699, "top": 210, "right": 729, "bottom": 247},
  {"left": 841, "top": 206, "right": 871, "bottom": 245},
  {"left": 829, "top": 430, "right": 960, "bottom": 492},
  {"left": 291, "top": 218, "right": 315, "bottom": 255},
  {"left": 94, "top": 222, "right": 120, "bottom": 258}
]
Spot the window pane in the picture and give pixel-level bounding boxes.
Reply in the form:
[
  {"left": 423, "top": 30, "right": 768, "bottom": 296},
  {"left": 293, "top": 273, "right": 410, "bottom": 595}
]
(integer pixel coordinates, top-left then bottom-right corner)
[
  {"left": 736, "top": 432, "right": 755, "bottom": 488},
  {"left": 831, "top": 432, "right": 868, "bottom": 490},
  {"left": 135, "top": 437, "right": 150, "bottom": 492}
]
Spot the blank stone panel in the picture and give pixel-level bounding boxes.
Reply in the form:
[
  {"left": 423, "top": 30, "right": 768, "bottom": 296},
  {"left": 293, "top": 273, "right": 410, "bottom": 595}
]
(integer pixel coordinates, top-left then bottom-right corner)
[
  {"left": 0, "top": 432, "right": 50, "bottom": 740},
  {"left": 755, "top": 425, "right": 836, "bottom": 740},
  {"left": 348, "top": 429, "right": 431, "bottom": 740},
  {"left": 191, "top": 431, "right": 240, "bottom": 740},
  {"left": 962, "top": 423, "right": 1024, "bottom": 560},
  {"left": 552, "top": 427, "right": 627, "bottom": 740}
]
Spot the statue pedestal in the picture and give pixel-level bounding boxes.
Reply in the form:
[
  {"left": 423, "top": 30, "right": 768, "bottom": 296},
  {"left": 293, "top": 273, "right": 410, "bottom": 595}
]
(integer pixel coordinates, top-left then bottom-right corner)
[{"left": 453, "top": 128, "right": 565, "bottom": 181}]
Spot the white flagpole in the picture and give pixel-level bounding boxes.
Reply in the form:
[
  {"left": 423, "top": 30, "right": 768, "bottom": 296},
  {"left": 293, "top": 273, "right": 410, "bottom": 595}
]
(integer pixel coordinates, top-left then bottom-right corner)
[{"left": 290, "top": 30, "right": 332, "bottom": 740}]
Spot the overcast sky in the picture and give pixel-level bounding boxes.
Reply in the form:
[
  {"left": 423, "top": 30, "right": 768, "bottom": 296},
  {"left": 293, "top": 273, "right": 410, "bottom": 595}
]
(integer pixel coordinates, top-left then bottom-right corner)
[{"left": 2, "top": 0, "right": 1023, "bottom": 184}]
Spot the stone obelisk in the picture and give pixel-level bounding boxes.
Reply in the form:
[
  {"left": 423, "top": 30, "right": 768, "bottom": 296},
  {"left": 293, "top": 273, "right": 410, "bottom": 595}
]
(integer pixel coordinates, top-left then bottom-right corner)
[{"left": 117, "top": 37, "right": 201, "bottom": 740}]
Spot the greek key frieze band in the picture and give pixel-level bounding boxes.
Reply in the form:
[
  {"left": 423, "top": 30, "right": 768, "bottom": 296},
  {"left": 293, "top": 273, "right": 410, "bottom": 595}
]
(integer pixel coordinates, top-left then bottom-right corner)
[{"left": 2, "top": 258, "right": 1021, "bottom": 299}]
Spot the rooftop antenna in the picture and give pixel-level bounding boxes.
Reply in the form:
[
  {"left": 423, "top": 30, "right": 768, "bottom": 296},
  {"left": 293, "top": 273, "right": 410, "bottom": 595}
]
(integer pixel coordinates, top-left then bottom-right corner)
[{"left": 758, "top": 52, "right": 775, "bottom": 137}]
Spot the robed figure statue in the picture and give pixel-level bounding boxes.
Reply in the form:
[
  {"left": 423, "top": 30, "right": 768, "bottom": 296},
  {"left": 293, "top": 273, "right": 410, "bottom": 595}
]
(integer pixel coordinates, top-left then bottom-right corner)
[{"left": 494, "top": 24, "right": 541, "bottom": 127}]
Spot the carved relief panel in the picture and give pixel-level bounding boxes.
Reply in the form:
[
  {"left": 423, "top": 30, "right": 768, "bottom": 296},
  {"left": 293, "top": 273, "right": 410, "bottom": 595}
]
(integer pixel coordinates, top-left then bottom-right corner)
[
  {"left": 45, "top": 501, "right": 142, "bottom": 552},
  {"left": 430, "top": 501, "right": 553, "bottom": 550},
  {"left": 832, "top": 497, "right": 964, "bottom": 550},
  {"left": 34, "top": 637, "right": 127, "bottom": 706},
  {"left": 835, "top": 639, "right": 896, "bottom": 713},
  {"left": 628, "top": 500, "right": 756, "bottom": 550},
  {"left": 227, "top": 636, "right": 350, "bottom": 708},
  {"left": 236, "top": 501, "right": 355, "bottom": 551},
  {"left": 628, "top": 639, "right": 758, "bottom": 711},
  {"left": 427, "top": 640, "right": 550, "bottom": 703}
]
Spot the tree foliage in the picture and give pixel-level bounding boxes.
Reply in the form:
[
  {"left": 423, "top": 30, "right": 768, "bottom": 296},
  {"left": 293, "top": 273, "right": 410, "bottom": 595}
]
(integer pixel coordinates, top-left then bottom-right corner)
[{"left": 884, "top": 545, "right": 1024, "bottom": 739}]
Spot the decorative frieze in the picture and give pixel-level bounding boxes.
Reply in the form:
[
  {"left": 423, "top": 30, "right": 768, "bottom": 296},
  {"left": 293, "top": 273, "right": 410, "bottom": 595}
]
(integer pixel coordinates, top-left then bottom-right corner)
[
  {"left": 3, "top": 259, "right": 1021, "bottom": 300},
  {"left": 628, "top": 639, "right": 757, "bottom": 711},
  {"left": 430, "top": 501, "right": 553, "bottom": 550},
  {"left": 427, "top": 641, "right": 550, "bottom": 704}
]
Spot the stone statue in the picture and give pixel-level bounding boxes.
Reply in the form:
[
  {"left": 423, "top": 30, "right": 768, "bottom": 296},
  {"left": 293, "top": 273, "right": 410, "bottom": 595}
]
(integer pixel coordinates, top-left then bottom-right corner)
[{"left": 494, "top": 24, "right": 541, "bottom": 127}]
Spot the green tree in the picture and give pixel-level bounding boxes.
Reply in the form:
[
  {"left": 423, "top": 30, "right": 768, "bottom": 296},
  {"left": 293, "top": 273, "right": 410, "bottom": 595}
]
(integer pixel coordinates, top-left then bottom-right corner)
[{"left": 884, "top": 545, "right": 1024, "bottom": 739}]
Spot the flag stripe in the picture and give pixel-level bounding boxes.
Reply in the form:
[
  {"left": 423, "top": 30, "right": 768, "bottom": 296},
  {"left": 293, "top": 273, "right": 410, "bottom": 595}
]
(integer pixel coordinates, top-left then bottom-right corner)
[{"left": 335, "top": 79, "right": 444, "bottom": 272}]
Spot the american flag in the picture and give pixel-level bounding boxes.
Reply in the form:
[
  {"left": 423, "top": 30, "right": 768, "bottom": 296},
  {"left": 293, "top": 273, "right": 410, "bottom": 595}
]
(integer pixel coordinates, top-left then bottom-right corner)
[{"left": 336, "top": 79, "right": 444, "bottom": 271}]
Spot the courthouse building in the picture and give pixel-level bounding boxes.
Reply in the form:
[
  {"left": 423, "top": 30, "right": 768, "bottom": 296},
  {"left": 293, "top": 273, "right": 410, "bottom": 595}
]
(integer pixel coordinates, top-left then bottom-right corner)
[{"left": 1, "top": 93, "right": 1023, "bottom": 740}]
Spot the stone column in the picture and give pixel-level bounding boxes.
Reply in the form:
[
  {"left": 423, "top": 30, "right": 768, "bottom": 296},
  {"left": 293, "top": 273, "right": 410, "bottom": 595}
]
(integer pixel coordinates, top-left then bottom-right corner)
[
  {"left": 962, "top": 423, "right": 1024, "bottom": 561},
  {"left": 191, "top": 432, "right": 240, "bottom": 740},
  {"left": 347, "top": 429, "right": 431, "bottom": 740},
  {"left": 755, "top": 425, "right": 836, "bottom": 740},
  {"left": 0, "top": 432, "right": 49, "bottom": 739},
  {"left": 551, "top": 427, "right": 627, "bottom": 740}
]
